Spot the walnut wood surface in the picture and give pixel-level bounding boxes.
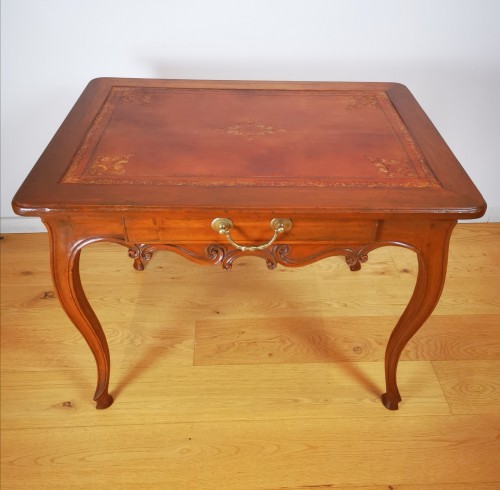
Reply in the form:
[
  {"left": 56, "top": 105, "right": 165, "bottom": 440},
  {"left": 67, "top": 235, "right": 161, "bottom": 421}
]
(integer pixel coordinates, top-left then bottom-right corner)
[{"left": 11, "top": 79, "right": 487, "bottom": 410}]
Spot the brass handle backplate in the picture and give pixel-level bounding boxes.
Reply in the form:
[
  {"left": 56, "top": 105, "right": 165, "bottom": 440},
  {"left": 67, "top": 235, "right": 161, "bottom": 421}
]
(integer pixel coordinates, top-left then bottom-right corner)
[{"left": 211, "top": 218, "right": 292, "bottom": 252}]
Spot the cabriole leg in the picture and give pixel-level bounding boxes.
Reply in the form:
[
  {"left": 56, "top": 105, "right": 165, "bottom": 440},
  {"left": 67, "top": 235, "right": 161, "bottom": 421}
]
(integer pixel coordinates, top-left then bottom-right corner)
[
  {"left": 45, "top": 220, "right": 113, "bottom": 409},
  {"left": 382, "top": 222, "right": 455, "bottom": 410}
]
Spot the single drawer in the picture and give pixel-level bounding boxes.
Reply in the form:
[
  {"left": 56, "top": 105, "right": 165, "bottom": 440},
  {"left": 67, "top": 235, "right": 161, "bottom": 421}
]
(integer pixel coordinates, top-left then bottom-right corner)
[{"left": 124, "top": 215, "right": 379, "bottom": 245}]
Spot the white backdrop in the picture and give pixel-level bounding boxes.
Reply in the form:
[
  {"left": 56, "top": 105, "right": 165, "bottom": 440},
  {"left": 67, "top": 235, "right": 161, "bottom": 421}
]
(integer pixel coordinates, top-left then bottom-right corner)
[{"left": 2, "top": 0, "right": 499, "bottom": 232}]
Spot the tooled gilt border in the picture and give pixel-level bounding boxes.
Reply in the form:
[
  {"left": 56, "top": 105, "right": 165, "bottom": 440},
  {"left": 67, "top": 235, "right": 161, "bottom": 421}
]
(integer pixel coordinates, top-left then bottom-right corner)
[{"left": 61, "top": 87, "right": 439, "bottom": 188}]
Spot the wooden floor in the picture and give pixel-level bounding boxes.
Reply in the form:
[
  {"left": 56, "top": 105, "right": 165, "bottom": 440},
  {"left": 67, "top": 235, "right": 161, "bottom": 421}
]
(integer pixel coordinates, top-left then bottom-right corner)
[{"left": 1, "top": 224, "right": 499, "bottom": 489}]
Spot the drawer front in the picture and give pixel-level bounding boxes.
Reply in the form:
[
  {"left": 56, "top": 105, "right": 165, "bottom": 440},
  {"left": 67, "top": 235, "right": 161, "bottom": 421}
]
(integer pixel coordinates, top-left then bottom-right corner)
[{"left": 124, "top": 216, "right": 379, "bottom": 245}]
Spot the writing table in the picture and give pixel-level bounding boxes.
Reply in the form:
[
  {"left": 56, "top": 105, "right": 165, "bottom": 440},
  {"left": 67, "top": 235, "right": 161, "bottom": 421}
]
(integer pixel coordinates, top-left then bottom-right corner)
[{"left": 13, "top": 78, "right": 486, "bottom": 410}]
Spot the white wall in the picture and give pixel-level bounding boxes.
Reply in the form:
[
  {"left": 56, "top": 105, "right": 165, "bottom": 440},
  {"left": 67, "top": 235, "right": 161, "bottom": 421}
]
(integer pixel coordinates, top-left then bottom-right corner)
[{"left": 2, "top": 0, "right": 499, "bottom": 232}]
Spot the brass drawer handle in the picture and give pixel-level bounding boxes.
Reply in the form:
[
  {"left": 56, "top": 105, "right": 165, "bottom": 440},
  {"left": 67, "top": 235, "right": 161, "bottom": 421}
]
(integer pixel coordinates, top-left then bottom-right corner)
[{"left": 211, "top": 218, "right": 292, "bottom": 252}]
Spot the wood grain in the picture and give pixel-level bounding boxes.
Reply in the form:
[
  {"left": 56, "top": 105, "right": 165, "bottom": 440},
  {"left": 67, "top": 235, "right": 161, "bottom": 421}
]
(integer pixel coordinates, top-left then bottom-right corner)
[
  {"left": 1, "top": 224, "right": 500, "bottom": 489},
  {"left": 0, "top": 361, "right": 450, "bottom": 431},
  {"left": 2, "top": 416, "right": 499, "bottom": 489},
  {"left": 432, "top": 360, "right": 500, "bottom": 414},
  {"left": 194, "top": 315, "right": 500, "bottom": 365}
]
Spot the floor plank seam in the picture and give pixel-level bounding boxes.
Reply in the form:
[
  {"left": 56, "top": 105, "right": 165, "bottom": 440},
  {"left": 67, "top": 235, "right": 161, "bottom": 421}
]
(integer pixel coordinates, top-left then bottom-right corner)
[
  {"left": 430, "top": 359, "right": 454, "bottom": 414},
  {"left": 3, "top": 412, "right": 491, "bottom": 433}
]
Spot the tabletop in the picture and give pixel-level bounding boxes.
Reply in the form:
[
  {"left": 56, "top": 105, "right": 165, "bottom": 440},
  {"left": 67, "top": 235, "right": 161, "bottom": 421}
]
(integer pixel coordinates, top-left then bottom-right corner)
[{"left": 13, "top": 78, "right": 486, "bottom": 219}]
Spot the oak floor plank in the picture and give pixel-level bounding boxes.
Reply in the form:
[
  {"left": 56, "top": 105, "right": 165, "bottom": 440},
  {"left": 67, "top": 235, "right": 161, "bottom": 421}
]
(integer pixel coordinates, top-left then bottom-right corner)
[
  {"left": 194, "top": 314, "right": 500, "bottom": 365},
  {"left": 0, "top": 316, "right": 195, "bottom": 371},
  {"left": 433, "top": 360, "right": 500, "bottom": 414},
  {"left": 4, "top": 313, "right": 497, "bottom": 372},
  {"left": 2, "top": 415, "right": 499, "bottom": 489},
  {"left": 2, "top": 271, "right": 499, "bottom": 329},
  {"left": 1, "top": 361, "right": 449, "bottom": 431}
]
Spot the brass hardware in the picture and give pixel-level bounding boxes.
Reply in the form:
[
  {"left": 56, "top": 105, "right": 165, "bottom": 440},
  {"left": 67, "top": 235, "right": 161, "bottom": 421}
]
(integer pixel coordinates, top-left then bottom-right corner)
[{"left": 211, "top": 218, "right": 292, "bottom": 252}]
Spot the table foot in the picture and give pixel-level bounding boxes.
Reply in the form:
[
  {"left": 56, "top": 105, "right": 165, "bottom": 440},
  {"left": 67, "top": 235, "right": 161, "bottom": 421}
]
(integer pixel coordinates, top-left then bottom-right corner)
[
  {"left": 381, "top": 392, "right": 401, "bottom": 410},
  {"left": 95, "top": 393, "right": 114, "bottom": 409}
]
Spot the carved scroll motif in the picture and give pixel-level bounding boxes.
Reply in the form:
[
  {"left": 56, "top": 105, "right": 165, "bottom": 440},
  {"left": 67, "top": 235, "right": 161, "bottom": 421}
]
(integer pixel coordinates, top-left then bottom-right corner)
[
  {"left": 127, "top": 243, "right": 225, "bottom": 271},
  {"left": 126, "top": 242, "right": 371, "bottom": 272},
  {"left": 273, "top": 244, "right": 369, "bottom": 271},
  {"left": 128, "top": 244, "right": 154, "bottom": 271}
]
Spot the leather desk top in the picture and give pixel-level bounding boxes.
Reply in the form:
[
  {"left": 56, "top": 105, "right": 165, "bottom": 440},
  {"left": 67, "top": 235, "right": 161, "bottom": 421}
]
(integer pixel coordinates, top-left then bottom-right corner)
[{"left": 13, "top": 78, "right": 486, "bottom": 219}]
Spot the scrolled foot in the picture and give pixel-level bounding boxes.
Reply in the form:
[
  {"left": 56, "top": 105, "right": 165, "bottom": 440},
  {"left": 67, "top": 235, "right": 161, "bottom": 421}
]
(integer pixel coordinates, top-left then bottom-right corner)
[
  {"left": 349, "top": 262, "right": 362, "bottom": 272},
  {"left": 381, "top": 392, "right": 401, "bottom": 411},
  {"left": 95, "top": 393, "right": 114, "bottom": 410}
]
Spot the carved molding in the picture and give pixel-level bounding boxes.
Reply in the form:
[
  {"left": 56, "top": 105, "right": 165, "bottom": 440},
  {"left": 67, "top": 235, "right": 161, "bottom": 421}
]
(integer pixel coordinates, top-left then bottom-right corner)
[
  {"left": 125, "top": 242, "right": 376, "bottom": 272},
  {"left": 127, "top": 243, "right": 225, "bottom": 271},
  {"left": 128, "top": 243, "right": 154, "bottom": 271},
  {"left": 221, "top": 248, "right": 277, "bottom": 270},
  {"left": 63, "top": 235, "right": 419, "bottom": 274},
  {"left": 274, "top": 244, "right": 369, "bottom": 271}
]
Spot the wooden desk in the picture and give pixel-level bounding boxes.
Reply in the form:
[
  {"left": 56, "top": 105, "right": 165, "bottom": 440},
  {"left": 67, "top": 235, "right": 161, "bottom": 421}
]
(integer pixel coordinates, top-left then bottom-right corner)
[{"left": 13, "top": 79, "right": 486, "bottom": 410}]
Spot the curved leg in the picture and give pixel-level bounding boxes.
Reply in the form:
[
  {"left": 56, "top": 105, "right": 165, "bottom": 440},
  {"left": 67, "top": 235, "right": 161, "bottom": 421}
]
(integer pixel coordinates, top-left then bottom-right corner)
[
  {"left": 45, "top": 220, "right": 113, "bottom": 409},
  {"left": 382, "top": 223, "right": 455, "bottom": 410}
]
